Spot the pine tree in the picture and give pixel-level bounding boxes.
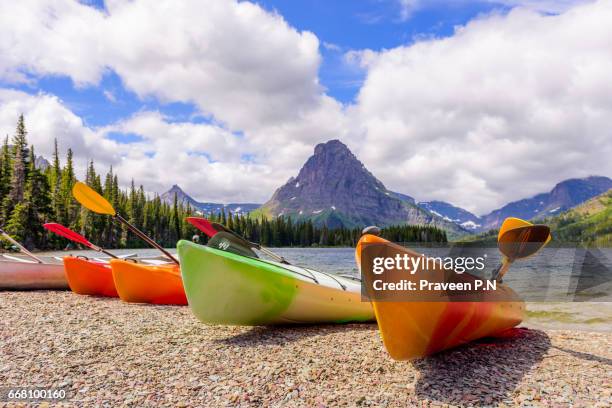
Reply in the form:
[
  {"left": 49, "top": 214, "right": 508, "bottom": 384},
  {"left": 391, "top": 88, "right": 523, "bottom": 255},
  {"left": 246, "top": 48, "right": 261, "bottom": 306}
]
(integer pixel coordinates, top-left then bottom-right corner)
[
  {"left": 22, "top": 146, "right": 51, "bottom": 248},
  {"left": 57, "top": 148, "right": 78, "bottom": 230},
  {"left": 171, "top": 192, "right": 181, "bottom": 243},
  {"left": 0, "top": 136, "right": 11, "bottom": 215},
  {"left": 49, "top": 139, "right": 62, "bottom": 219},
  {"left": 5, "top": 203, "right": 28, "bottom": 244},
  {"left": 3, "top": 115, "right": 30, "bottom": 221}
]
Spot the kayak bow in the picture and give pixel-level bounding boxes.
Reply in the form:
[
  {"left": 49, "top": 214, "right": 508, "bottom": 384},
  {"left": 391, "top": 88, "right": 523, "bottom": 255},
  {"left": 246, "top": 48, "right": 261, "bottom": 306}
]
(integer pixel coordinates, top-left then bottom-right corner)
[
  {"left": 109, "top": 259, "right": 187, "bottom": 305},
  {"left": 62, "top": 256, "right": 118, "bottom": 297}
]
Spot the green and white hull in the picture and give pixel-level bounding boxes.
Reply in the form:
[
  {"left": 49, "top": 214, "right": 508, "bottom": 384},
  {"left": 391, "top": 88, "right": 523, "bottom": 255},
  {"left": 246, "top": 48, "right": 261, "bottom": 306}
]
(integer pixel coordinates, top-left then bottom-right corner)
[{"left": 177, "top": 240, "right": 374, "bottom": 325}]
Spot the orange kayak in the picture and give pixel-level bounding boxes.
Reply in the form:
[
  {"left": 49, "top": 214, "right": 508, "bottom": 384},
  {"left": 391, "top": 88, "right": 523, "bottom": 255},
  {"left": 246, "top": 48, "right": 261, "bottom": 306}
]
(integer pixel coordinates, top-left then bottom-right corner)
[
  {"left": 63, "top": 256, "right": 118, "bottom": 297},
  {"left": 109, "top": 259, "right": 187, "bottom": 305},
  {"left": 356, "top": 234, "right": 524, "bottom": 360}
]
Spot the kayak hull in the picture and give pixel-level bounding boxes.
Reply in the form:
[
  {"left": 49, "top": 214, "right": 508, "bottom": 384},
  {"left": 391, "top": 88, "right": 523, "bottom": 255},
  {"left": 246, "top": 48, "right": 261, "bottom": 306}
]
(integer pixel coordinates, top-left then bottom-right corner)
[
  {"left": 109, "top": 259, "right": 187, "bottom": 305},
  {"left": 63, "top": 256, "right": 118, "bottom": 297},
  {"left": 356, "top": 234, "right": 525, "bottom": 360},
  {"left": 177, "top": 240, "right": 374, "bottom": 325},
  {"left": 0, "top": 261, "right": 68, "bottom": 290}
]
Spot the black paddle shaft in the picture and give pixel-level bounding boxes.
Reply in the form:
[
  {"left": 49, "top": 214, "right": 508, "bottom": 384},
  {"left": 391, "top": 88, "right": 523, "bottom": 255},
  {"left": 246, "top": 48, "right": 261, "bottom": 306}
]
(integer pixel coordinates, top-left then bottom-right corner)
[{"left": 115, "top": 214, "right": 179, "bottom": 264}]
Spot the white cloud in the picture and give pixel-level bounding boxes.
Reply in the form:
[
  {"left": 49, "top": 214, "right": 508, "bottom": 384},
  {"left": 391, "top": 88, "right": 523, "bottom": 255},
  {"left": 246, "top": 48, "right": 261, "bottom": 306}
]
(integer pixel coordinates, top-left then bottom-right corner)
[
  {"left": 101, "top": 111, "right": 282, "bottom": 203},
  {"left": 0, "top": 0, "right": 332, "bottom": 132},
  {"left": 349, "top": 0, "right": 612, "bottom": 214},
  {"left": 0, "top": 89, "right": 119, "bottom": 175}
]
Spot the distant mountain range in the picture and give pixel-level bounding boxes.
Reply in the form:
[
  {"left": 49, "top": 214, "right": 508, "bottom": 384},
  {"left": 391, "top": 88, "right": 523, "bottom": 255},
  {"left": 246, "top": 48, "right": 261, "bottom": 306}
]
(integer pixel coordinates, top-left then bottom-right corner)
[
  {"left": 428, "top": 176, "right": 612, "bottom": 232},
  {"left": 252, "top": 140, "right": 467, "bottom": 237},
  {"left": 160, "top": 185, "right": 259, "bottom": 216}
]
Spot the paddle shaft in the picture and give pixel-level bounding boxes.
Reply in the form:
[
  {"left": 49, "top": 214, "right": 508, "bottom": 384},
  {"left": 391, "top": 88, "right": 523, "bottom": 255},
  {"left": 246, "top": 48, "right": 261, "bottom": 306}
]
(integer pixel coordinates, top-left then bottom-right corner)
[
  {"left": 255, "top": 244, "right": 289, "bottom": 264},
  {"left": 491, "top": 258, "right": 512, "bottom": 282},
  {"left": 115, "top": 214, "right": 179, "bottom": 264},
  {"left": 89, "top": 243, "right": 119, "bottom": 259},
  {"left": 0, "top": 229, "right": 44, "bottom": 263}
]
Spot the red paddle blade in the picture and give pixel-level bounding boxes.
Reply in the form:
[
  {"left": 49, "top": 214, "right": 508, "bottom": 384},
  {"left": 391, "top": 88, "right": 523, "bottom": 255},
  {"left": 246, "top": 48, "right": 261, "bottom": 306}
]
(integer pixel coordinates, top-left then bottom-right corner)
[
  {"left": 43, "top": 223, "right": 92, "bottom": 248},
  {"left": 186, "top": 217, "right": 220, "bottom": 238}
]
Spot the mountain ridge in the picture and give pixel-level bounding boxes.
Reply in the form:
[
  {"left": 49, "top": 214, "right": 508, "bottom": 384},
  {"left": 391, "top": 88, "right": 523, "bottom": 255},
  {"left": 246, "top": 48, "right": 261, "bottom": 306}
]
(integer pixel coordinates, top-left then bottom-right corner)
[
  {"left": 418, "top": 176, "right": 612, "bottom": 232},
  {"left": 160, "top": 184, "right": 260, "bottom": 216}
]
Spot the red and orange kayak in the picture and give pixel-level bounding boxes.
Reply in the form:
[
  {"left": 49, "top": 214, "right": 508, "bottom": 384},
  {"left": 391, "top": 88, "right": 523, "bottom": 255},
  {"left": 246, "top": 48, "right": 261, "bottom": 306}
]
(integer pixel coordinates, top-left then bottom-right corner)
[
  {"left": 109, "top": 259, "right": 187, "bottom": 305},
  {"left": 356, "top": 234, "right": 524, "bottom": 360},
  {"left": 63, "top": 256, "right": 118, "bottom": 297}
]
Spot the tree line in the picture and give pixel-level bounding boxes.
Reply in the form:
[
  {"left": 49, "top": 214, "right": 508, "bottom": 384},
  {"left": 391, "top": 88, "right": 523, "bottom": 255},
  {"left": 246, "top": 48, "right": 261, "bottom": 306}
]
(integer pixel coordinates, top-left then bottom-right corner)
[
  {"left": 207, "top": 211, "right": 447, "bottom": 247},
  {"left": 0, "top": 115, "right": 447, "bottom": 250}
]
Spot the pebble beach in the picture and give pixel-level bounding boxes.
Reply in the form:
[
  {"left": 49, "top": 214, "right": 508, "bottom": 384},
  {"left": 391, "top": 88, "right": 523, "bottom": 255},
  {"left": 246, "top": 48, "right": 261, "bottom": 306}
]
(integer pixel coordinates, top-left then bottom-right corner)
[{"left": 1, "top": 291, "right": 610, "bottom": 407}]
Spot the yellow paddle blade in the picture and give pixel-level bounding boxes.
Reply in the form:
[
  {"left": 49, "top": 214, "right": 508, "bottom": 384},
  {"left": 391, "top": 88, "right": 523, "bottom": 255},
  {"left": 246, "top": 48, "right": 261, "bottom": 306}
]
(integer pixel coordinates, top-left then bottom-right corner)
[
  {"left": 498, "top": 217, "right": 552, "bottom": 246},
  {"left": 72, "top": 181, "right": 116, "bottom": 216},
  {"left": 497, "top": 217, "right": 532, "bottom": 241}
]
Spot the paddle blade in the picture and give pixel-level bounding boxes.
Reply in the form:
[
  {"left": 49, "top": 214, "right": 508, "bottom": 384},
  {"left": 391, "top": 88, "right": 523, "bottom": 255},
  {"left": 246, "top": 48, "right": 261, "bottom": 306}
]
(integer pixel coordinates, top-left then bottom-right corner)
[
  {"left": 207, "top": 231, "right": 258, "bottom": 258},
  {"left": 186, "top": 217, "right": 221, "bottom": 238},
  {"left": 498, "top": 224, "right": 551, "bottom": 260},
  {"left": 43, "top": 223, "right": 92, "bottom": 248},
  {"left": 498, "top": 217, "right": 532, "bottom": 241},
  {"left": 72, "top": 182, "right": 116, "bottom": 215}
]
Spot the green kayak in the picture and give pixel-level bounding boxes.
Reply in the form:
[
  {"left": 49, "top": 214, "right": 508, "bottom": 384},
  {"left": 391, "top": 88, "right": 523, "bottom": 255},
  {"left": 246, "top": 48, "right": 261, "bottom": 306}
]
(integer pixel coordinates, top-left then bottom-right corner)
[{"left": 177, "top": 240, "right": 374, "bottom": 325}]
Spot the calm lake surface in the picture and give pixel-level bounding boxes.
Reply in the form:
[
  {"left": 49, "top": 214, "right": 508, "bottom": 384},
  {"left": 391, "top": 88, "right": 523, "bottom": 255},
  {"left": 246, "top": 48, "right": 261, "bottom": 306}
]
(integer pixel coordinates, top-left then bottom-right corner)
[
  {"left": 39, "top": 246, "right": 611, "bottom": 302},
  {"left": 32, "top": 246, "right": 612, "bottom": 331}
]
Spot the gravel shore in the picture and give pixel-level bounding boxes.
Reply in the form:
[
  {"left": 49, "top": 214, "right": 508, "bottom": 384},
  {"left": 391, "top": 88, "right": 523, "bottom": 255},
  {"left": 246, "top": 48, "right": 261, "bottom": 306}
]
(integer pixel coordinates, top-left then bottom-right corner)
[{"left": 1, "top": 292, "right": 610, "bottom": 407}]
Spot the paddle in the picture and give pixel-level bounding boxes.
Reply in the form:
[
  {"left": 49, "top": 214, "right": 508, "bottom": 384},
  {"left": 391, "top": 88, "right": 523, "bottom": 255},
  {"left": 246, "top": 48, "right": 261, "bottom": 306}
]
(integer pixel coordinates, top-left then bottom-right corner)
[
  {"left": 491, "top": 217, "right": 551, "bottom": 281},
  {"left": 72, "top": 182, "right": 179, "bottom": 264},
  {"left": 43, "top": 223, "right": 118, "bottom": 259},
  {"left": 186, "top": 217, "right": 289, "bottom": 264},
  {"left": 0, "top": 228, "right": 44, "bottom": 263}
]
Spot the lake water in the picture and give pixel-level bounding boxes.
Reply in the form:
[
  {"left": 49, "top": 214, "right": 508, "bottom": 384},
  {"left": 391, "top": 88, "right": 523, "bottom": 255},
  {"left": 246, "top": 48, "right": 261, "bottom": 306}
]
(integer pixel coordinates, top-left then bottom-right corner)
[
  {"left": 32, "top": 245, "right": 612, "bottom": 331},
  {"left": 39, "top": 245, "right": 611, "bottom": 302}
]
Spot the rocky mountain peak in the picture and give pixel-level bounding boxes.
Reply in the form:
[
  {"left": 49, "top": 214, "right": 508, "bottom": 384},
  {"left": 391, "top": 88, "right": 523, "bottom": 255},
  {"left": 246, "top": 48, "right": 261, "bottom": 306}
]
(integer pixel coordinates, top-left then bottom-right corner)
[
  {"left": 257, "top": 139, "right": 464, "bottom": 234},
  {"left": 270, "top": 139, "right": 385, "bottom": 210},
  {"left": 167, "top": 184, "right": 183, "bottom": 194}
]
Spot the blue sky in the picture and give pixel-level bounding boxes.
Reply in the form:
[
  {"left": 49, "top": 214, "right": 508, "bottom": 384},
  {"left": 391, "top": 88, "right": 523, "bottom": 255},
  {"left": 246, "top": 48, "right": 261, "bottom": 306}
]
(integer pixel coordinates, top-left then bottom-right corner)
[{"left": 0, "top": 0, "right": 608, "bottom": 211}]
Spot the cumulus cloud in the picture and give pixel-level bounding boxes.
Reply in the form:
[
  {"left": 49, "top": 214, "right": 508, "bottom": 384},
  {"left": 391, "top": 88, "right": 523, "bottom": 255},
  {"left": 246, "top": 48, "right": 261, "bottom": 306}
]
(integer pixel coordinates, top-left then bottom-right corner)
[
  {"left": 0, "top": 89, "right": 120, "bottom": 175},
  {"left": 349, "top": 0, "right": 612, "bottom": 214},
  {"left": 0, "top": 0, "right": 332, "bottom": 132},
  {"left": 102, "top": 111, "right": 282, "bottom": 203}
]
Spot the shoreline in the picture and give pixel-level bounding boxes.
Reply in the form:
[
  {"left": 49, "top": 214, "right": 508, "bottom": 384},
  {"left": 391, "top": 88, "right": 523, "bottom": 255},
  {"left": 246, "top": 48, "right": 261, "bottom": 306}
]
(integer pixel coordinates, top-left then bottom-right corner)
[{"left": 1, "top": 291, "right": 610, "bottom": 406}]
